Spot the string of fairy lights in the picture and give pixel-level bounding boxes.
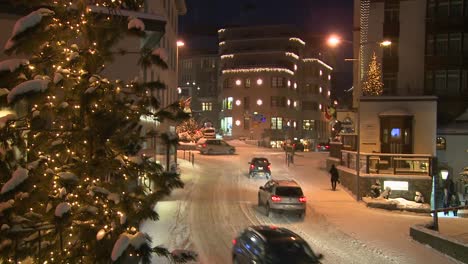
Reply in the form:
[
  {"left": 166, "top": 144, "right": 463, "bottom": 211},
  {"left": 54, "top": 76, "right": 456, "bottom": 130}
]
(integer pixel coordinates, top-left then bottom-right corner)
[{"left": 3, "top": 0, "right": 155, "bottom": 262}]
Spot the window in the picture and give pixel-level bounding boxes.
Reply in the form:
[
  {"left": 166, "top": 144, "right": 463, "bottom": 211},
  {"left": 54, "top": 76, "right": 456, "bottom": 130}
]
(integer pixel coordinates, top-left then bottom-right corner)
[
  {"left": 270, "top": 96, "right": 286, "bottom": 107},
  {"left": 271, "top": 117, "right": 283, "bottom": 130},
  {"left": 383, "top": 72, "right": 397, "bottom": 95},
  {"left": 271, "top": 77, "right": 284, "bottom": 88},
  {"left": 435, "top": 70, "right": 447, "bottom": 95},
  {"left": 183, "top": 59, "right": 192, "bottom": 69},
  {"left": 435, "top": 34, "right": 448, "bottom": 55},
  {"left": 464, "top": 33, "right": 468, "bottom": 54},
  {"left": 427, "top": 0, "right": 435, "bottom": 17},
  {"left": 436, "top": 136, "right": 446, "bottom": 150},
  {"left": 245, "top": 78, "right": 251, "bottom": 88},
  {"left": 302, "top": 120, "right": 315, "bottom": 131},
  {"left": 450, "top": 0, "right": 462, "bottom": 16},
  {"left": 425, "top": 71, "right": 434, "bottom": 94},
  {"left": 426, "top": 35, "right": 434, "bottom": 55},
  {"left": 227, "top": 97, "right": 233, "bottom": 110},
  {"left": 449, "top": 33, "right": 461, "bottom": 55},
  {"left": 438, "top": 0, "right": 449, "bottom": 16},
  {"left": 243, "top": 96, "right": 250, "bottom": 110},
  {"left": 223, "top": 78, "right": 233, "bottom": 89},
  {"left": 244, "top": 117, "right": 250, "bottom": 129},
  {"left": 202, "top": 102, "right": 212, "bottom": 111},
  {"left": 447, "top": 70, "right": 460, "bottom": 96}
]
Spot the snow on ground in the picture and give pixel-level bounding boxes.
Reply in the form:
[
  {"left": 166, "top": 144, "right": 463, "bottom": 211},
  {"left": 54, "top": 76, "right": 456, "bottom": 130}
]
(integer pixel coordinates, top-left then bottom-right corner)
[{"left": 141, "top": 141, "right": 465, "bottom": 264}]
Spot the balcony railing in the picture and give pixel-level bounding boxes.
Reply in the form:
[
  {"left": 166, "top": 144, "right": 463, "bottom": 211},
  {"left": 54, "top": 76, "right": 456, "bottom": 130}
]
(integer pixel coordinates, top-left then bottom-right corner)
[{"left": 339, "top": 150, "right": 432, "bottom": 176}]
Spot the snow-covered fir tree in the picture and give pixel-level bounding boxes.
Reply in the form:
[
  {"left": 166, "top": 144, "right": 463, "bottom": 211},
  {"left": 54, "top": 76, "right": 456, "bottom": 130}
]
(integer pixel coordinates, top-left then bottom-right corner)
[
  {"left": 0, "top": 0, "right": 193, "bottom": 263},
  {"left": 176, "top": 118, "right": 203, "bottom": 142},
  {"left": 361, "top": 52, "right": 384, "bottom": 96}
]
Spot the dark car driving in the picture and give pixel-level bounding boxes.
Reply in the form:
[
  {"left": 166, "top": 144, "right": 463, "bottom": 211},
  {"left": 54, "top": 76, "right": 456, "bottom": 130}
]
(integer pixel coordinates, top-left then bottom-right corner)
[
  {"left": 232, "top": 225, "right": 323, "bottom": 264},
  {"left": 248, "top": 157, "right": 271, "bottom": 179}
]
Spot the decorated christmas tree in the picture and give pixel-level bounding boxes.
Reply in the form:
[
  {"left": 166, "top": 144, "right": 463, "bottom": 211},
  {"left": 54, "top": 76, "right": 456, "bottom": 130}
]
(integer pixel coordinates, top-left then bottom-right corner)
[
  {"left": 361, "top": 52, "right": 383, "bottom": 96},
  {"left": 176, "top": 117, "right": 203, "bottom": 142},
  {"left": 0, "top": 0, "right": 192, "bottom": 263}
]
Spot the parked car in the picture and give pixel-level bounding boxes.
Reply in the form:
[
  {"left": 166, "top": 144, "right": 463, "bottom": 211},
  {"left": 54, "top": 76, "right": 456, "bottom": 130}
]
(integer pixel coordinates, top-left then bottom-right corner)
[
  {"left": 248, "top": 157, "right": 271, "bottom": 179},
  {"left": 198, "top": 139, "right": 235, "bottom": 155},
  {"left": 316, "top": 142, "right": 330, "bottom": 152},
  {"left": 201, "top": 127, "right": 216, "bottom": 139},
  {"left": 258, "top": 179, "right": 306, "bottom": 217},
  {"left": 232, "top": 225, "right": 323, "bottom": 264},
  {"left": 196, "top": 138, "right": 207, "bottom": 151}
]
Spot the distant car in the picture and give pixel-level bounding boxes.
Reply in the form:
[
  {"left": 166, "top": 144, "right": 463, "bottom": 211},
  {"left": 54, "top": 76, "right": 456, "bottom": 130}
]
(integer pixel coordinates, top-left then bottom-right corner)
[
  {"left": 201, "top": 128, "right": 216, "bottom": 139},
  {"left": 232, "top": 225, "right": 323, "bottom": 264},
  {"left": 198, "top": 139, "right": 235, "bottom": 155},
  {"left": 282, "top": 141, "right": 305, "bottom": 152},
  {"left": 196, "top": 138, "right": 207, "bottom": 151},
  {"left": 258, "top": 179, "right": 306, "bottom": 218},
  {"left": 248, "top": 157, "right": 271, "bottom": 179},
  {"left": 316, "top": 142, "right": 330, "bottom": 152}
]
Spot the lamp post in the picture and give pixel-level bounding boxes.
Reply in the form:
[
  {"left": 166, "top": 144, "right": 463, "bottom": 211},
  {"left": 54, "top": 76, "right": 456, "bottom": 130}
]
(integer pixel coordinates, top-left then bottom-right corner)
[
  {"left": 174, "top": 40, "right": 184, "bottom": 168},
  {"left": 327, "top": 34, "right": 391, "bottom": 200}
]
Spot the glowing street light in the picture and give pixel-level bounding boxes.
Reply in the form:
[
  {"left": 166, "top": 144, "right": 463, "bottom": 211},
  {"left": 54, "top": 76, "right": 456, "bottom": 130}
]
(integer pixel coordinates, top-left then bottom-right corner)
[
  {"left": 177, "top": 40, "right": 185, "bottom": 47},
  {"left": 327, "top": 34, "right": 341, "bottom": 47}
]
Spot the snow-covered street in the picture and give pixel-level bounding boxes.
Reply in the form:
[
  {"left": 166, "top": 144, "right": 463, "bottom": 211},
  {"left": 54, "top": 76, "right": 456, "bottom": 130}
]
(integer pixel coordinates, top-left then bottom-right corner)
[{"left": 142, "top": 141, "right": 464, "bottom": 264}]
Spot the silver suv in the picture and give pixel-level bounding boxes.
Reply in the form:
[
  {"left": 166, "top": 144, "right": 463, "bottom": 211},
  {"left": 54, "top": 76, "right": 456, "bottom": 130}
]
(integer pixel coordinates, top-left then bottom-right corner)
[
  {"left": 198, "top": 139, "right": 235, "bottom": 155},
  {"left": 258, "top": 179, "right": 306, "bottom": 218}
]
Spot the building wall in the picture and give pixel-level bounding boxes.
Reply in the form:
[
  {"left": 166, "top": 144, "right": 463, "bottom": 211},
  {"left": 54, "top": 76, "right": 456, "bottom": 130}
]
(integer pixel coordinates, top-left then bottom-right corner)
[
  {"left": 398, "top": 0, "right": 426, "bottom": 96},
  {"left": 437, "top": 133, "right": 468, "bottom": 195},
  {"left": 359, "top": 96, "right": 437, "bottom": 156}
]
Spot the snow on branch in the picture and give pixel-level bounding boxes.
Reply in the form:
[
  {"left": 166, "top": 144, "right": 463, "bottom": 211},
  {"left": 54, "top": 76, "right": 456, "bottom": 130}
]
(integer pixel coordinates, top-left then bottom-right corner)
[
  {"left": 128, "top": 17, "right": 145, "bottom": 31},
  {"left": 0, "top": 59, "right": 29, "bottom": 73},
  {"left": 55, "top": 202, "right": 71, "bottom": 217},
  {"left": 58, "top": 172, "right": 78, "bottom": 181},
  {"left": 0, "top": 113, "right": 17, "bottom": 129},
  {"left": 7, "top": 79, "right": 50, "bottom": 104},
  {"left": 111, "top": 232, "right": 148, "bottom": 261},
  {"left": 1, "top": 167, "right": 29, "bottom": 194},
  {"left": 152, "top": 48, "right": 167, "bottom": 63},
  {"left": 0, "top": 200, "right": 14, "bottom": 215},
  {"left": 5, "top": 8, "right": 55, "bottom": 51}
]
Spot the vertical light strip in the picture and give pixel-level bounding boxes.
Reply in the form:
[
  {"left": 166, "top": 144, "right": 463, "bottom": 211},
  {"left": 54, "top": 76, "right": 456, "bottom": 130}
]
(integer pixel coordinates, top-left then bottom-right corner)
[{"left": 360, "top": 0, "right": 370, "bottom": 82}]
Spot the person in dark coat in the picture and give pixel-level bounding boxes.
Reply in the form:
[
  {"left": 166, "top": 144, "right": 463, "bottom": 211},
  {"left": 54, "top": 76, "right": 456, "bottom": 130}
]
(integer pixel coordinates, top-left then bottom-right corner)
[{"left": 329, "top": 164, "right": 340, "bottom": 191}]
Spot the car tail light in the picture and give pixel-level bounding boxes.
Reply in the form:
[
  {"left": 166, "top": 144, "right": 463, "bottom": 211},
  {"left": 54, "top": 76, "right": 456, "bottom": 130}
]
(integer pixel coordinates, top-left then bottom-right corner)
[
  {"left": 232, "top": 239, "right": 237, "bottom": 245},
  {"left": 299, "top": 196, "right": 307, "bottom": 203},
  {"left": 271, "top": 195, "right": 281, "bottom": 202},
  {"left": 268, "top": 164, "right": 271, "bottom": 170},
  {"left": 202, "top": 143, "right": 207, "bottom": 148},
  {"left": 325, "top": 145, "right": 330, "bottom": 149},
  {"left": 250, "top": 164, "right": 255, "bottom": 169}
]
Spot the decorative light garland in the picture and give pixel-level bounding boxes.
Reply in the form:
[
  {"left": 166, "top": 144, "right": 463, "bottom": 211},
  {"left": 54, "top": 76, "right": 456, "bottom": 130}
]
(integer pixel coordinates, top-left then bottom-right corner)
[
  {"left": 219, "top": 41, "right": 225, "bottom": 46},
  {"left": 218, "top": 28, "right": 225, "bottom": 33},
  {"left": 220, "top": 54, "right": 234, "bottom": 59},
  {"left": 222, "top": 67, "right": 294, "bottom": 75},
  {"left": 302, "top": 58, "right": 333, "bottom": 70},
  {"left": 285, "top": 52, "right": 299, "bottom": 60},
  {"left": 289, "top": 37, "right": 306, "bottom": 45}
]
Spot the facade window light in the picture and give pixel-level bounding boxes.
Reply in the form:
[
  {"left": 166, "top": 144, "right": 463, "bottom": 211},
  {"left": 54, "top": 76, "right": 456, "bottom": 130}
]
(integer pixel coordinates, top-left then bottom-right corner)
[
  {"left": 186, "top": 82, "right": 189, "bottom": 85},
  {"left": 293, "top": 101, "right": 297, "bottom": 107},
  {"left": 235, "top": 79, "right": 242, "bottom": 86},
  {"left": 319, "top": 87, "right": 322, "bottom": 93},
  {"left": 257, "top": 78, "right": 263, "bottom": 85},
  {"left": 287, "top": 80, "right": 291, "bottom": 87},
  {"left": 319, "top": 70, "right": 322, "bottom": 76},
  {"left": 177, "top": 87, "right": 181, "bottom": 94},
  {"left": 193, "top": 82, "right": 196, "bottom": 85},
  {"left": 235, "top": 120, "right": 241, "bottom": 126},
  {"left": 327, "top": 90, "right": 331, "bottom": 96},
  {"left": 294, "top": 64, "right": 298, "bottom": 71},
  {"left": 293, "top": 121, "right": 297, "bottom": 128},
  {"left": 319, "top": 104, "right": 322, "bottom": 110},
  {"left": 328, "top": 74, "right": 331, "bottom": 80},
  {"left": 197, "top": 87, "right": 200, "bottom": 90},
  {"left": 287, "top": 99, "right": 291, "bottom": 106},
  {"left": 257, "top": 99, "right": 263, "bottom": 106},
  {"left": 235, "top": 99, "right": 241, "bottom": 106},
  {"left": 287, "top": 121, "right": 291, "bottom": 126},
  {"left": 294, "top": 82, "right": 297, "bottom": 89}
]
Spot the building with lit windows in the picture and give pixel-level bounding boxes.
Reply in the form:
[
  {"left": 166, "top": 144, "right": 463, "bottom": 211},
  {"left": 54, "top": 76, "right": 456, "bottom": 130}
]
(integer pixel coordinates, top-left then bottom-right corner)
[
  {"left": 218, "top": 25, "right": 332, "bottom": 148},
  {"left": 178, "top": 54, "right": 219, "bottom": 128}
]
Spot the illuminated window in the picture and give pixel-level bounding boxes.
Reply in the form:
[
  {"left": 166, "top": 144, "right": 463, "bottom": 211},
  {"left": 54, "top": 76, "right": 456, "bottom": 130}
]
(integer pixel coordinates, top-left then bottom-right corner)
[
  {"left": 227, "top": 97, "right": 233, "bottom": 109},
  {"left": 302, "top": 120, "right": 315, "bottom": 130},
  {"left": 245, "top": 78, "right": 251, "bottom": 88},
  {"left": 271, "top": 117, "right": 283, "bottom": 130},
  {"left": 202, "top": 102, "right": 212, "bottom": 111},
  {"left": 436, "top": 136, "right": 446, "bottom": 150}
]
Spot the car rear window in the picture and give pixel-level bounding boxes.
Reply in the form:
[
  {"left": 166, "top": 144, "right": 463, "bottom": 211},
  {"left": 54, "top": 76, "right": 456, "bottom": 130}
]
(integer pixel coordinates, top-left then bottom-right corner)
[
  {"left": 275, "top": 187, "right": 303, "bottom": 197},
  {"left": 254, "top": 159, "right": 269, "bottom": 165},
  {"left": 267, "top": 240, "right": 318, "bottom": 262}
]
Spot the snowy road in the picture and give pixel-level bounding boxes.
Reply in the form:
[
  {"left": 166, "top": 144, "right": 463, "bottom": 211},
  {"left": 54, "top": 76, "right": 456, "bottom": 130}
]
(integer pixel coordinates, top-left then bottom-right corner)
[{"left": 143, "top": 141, "right": 460, "bottom": 264}]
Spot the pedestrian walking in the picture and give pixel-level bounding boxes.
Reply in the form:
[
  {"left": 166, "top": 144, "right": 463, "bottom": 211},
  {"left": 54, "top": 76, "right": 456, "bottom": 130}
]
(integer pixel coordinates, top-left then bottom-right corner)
[
  {"left": 451, "top": 194, "right": 461, "bottom": 217},
  {"left": 329, "top": 164, "right": 340, "bottom": 191}
]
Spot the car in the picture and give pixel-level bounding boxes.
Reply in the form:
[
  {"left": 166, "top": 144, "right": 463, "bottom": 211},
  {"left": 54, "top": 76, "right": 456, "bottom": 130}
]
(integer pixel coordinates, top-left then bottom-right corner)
[
  {"left": 282, "top": 141, "right": 305, "bottom": 152},
  {"left": 232, "top": 225, "right": 323, "bottom": 264},
  {"left": 248, "top": 157, "right": 271, "bottom": 179},
  {"left": 258, "top": 179, "right": 306, "bottom": 217},
  {"left": 198, "top": 139, "right": 235, "bottom": 155},
  {"left": 316, "top": 142, "right": 330, "bottom": 152},
  {"left": 195, "top": 138, "right": 207, "bottom": 151},
  {"left": 201, "top": 127, "right": 216, "bottom": 139}
]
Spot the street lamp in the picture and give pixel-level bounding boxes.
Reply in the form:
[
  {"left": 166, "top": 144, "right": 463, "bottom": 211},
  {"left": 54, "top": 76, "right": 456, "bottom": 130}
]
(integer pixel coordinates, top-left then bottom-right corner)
[
  {"left": 440, "top": 169, "right": 449, "bottom": 180},
  {"left": 327, "top": 34, "right": 391, "bottom": 201}
]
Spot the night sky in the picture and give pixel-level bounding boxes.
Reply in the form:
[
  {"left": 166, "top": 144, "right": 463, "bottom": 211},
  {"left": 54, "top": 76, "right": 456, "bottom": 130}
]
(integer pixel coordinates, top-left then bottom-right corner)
[{"left": 179, "top": 0, "right": 354, "bottom": 102}]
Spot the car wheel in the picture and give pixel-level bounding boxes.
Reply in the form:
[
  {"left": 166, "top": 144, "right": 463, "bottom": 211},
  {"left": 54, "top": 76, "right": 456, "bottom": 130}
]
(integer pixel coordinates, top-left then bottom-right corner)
[
  {"left": 207, "top": 149, "right": 212, "bottom": 155},
  {"left": 265, "top": 203, "right": 270, "bottom": 217},
  {"left": 233, "top": 256, "right": 239, "bottom": 264},
  {"left": 249, "top": 172, "right": 253, "bottom": 178},
  {"left": 266, "top": 173, "right": 271, "bottom": 179},
  {"left": 299, "top": 210, "right": 306, "bottom": 218},
  {"left": 229, "top": 149, "right": 235, "bottom": 154},
  {"left": 257, "top": 194, "right": 262, "bottom": 206}
]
